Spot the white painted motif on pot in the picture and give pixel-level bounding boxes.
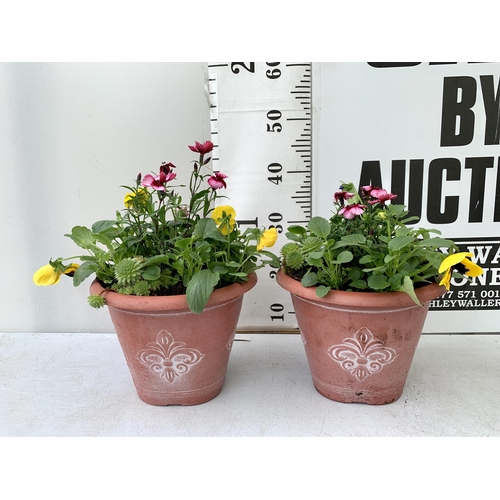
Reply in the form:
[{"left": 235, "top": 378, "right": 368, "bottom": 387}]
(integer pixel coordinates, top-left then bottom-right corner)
[
  {"left": 328, "top": 327, "right": 397, "bottom": 381},
  {"left": 137, "top": 329, "right": 204, "bottom": 383}
]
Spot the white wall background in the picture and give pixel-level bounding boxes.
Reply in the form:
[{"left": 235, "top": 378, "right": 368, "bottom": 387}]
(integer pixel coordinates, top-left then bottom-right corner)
[{"left": 1, "top": 62, "right": 209, "bottom": 333}]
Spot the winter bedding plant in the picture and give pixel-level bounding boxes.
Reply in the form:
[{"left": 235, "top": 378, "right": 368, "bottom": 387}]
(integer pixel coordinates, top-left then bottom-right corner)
[
  {"left": 33, "top": 141, "right": 279, "bottom": 313},
  {"left": 280, "top": 181, "right": 483, "bottom": 305}
]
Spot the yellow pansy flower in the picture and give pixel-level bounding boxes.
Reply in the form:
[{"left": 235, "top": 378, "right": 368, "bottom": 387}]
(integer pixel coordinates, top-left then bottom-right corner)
[
  {"left": 438, "top": 252, "right": 483, "bottom": 291},
  {"left": 33, "top": 263, "right": 80, "bottom": 286},
  {"left": 257, "top": 228, "right": 278, "bottom": 251},
  {"left": 64, "top": 263, "right": 80, "bottom": 276},
  {"left": 211, "top": 205, "right": 237, "bottom": 235},
  {"left": 124, "top": 188, "right": 148, "bottom": 209}
]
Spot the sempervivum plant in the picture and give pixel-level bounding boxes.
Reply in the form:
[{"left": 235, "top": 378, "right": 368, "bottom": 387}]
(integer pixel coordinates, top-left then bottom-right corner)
[
  {"left": 280, "top": 181, "right": 483, "bottom": 305},
  {"left": 33, "top": 141, "right": 280, "bottom": 313}
]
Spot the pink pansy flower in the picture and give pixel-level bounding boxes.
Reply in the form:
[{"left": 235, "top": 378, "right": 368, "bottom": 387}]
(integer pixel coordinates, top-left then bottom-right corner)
[
  {"left": 339, "top": 203, "right": 366, "bottom": 219},
  {"left": 334, "top": 191, "right": 355, "bottom": 202},
  {"left": 142, "top": 171, "right": 176, "bottom": 191},
  {"left": 208, "top": 171, "right": 228, "bottom": 190},
  {"left": 368, "top": 188, "right": 397, "bottom": 205},
  {"left": 189, "top": 141, "right": 214, "bottom": 155}
]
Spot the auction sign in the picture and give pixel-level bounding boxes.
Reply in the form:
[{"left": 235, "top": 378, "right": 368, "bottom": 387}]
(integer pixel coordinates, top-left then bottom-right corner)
[{"left": 315, "top": 62, "right": 500, "bottom": 333}]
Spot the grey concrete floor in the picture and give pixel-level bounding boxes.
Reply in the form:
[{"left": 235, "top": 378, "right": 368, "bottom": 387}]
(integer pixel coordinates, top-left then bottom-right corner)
[{"left": 1, "top": 332, "right": 500, "bottom": 437}]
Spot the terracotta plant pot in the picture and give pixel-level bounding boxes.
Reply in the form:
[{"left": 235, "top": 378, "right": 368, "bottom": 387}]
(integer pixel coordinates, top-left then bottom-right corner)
[
  {"left": 276, "top": 269, "right": 445, "bottom": 405},
  {"left": 90, "top": 273, "right": 257, "bottom": 406}
]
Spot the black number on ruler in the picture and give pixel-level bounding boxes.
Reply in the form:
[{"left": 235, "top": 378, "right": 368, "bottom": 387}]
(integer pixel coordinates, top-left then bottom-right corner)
[
  {"left": 236, "top": 217, "right": 259, "bottom": 228},
  {"left": 268, "top": 212, "right": 283, "bottom": 233},
  {"left": 270, "top": 303, "right": 284, "bottom": 321},
  {"left": 266, "top": 62, "right": 281, "bottom": 79},
  {"left": 267, "top": 110, "right": 282, "bottom": 133},
  {"left": 231, "top": 62, "right": 255, "bottom": 74},
  {"left": 267, "top": 162, "right": 282, "bottom": 185}
]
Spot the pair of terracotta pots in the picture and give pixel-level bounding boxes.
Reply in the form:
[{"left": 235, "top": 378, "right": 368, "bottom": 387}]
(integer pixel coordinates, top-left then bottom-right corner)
[
  {"left": 92, "top": 269, "right": 444, "bottom": 407},
  {"left": 276, "top": 269, "right": 445, "bottom": 405},
  {"left": 90, "top": 273, "right": 257, "bottom": 406}
]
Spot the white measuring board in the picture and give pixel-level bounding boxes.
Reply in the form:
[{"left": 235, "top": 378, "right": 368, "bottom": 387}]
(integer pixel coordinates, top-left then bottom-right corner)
[{"left": 207, "top": 62, "right": 313, "bottom": 330}]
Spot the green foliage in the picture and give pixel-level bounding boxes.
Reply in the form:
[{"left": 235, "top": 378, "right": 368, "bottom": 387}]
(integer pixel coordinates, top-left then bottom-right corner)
[
  {"left": 186, "top": 269, "right": 220, "bottom": 314},
  {"left": 38, "top": 142, "right": 279, "bottom": 313},
  {"left": 281, "top": 182, "right": 458, "bottom": 304}
]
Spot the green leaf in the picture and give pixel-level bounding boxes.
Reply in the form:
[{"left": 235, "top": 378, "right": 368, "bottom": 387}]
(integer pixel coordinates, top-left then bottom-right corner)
[
  {"left": 186, "top": 269, "right": 220, "bottom": 314},
  {"left": 363, "top": 265, "right": 387, "bottom": 273},
  {"left": 195, "top": 218, "right": 228, "bottom": 242},
  {"left": 72, "top": 261, "right": 99, "bottom": 287},
  {"left": 396, "top": 275, "right": 421, "bottom": 306},
  {"left": 286, "top": 225, "right": 307, "bottom": 236},
  {"left": 284, "top": 232, "right": 303, "bottom": 242},
  {"left": 189, "top": 250, "right": 202, "bottom": 262},
  {"left": 211, "top": 265, "right": 229, "bottom": 274},
  {"left": 388, "top": 274, "right": 404, "bottom": 288},
  {"left": 349, "top": 280, "right": 367, "bottom": 289},
  {"left": 340, "top": 234, "right": 366, "bottom": 245},
  {"left": 388, "top": 235, "right": 415, "bottom": 252},
  {"left": 307, "top": 217, "right": 330, "bottom": 238},
  {"left": 308, "top": 250, "right": 324, "bottom": 259},
  {"left": 92, "top": 220, "right": 117, "bottom": 233},
  {"left": 93, "top": 232, "right": 114, "bottom": 250},
  {"left": 347, "top": 267, "right": 362, "bottom": 281},
  {"left": 301, "top": 271, "right": 318, "bottom": 287},
  {"left": 195, "top": 241, "right": 211, "bottom": 254},
  {"left": 171, "top": 259, "right": 184, "bottom": 274},
  {"left": 401, "top": 215, "right": 421, "bottom": 225},
  {"left": 189, "top": 189, "right": 209, "bottom": 207},
  {"left": 145, "top": 255, "right": 171, "bottom": 266},
  {"left": 175, "top": 238, "right": 193, "bottom": 250},
  {"left": 333, "top": 250, "right": 353, "bottom": 264},
  {"left": 142, "top": 265, "right": 161, "bottom": 281},
  {"left": 65, "top": 226, "right": 97, "bottom": 250},
  {"left": 395, "top": 227, "right": 412, "bottom": 237},
  {"left": 316, "top": 285, "right": 331, "bottom": 297},
  {"left": 257, "top": 250, "right": 281, "bottom": 268},
  {"left": 417, "top": 237, "right": 454, "bottom": 249},
  {"left": 359, "top": 255, "right": 373, "bottom": 264},
  {"left": 306, "top": 256, "right": 323, "bottom": 267},
  {"left": 367, "top": 274, "right": 390, "bottom": 290}
]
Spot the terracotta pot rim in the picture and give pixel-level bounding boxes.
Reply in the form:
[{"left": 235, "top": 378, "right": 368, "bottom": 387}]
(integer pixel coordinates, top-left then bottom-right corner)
[
  {"left": 89, "top": 272, "right": 257, "bottom": 313},
  {"left": 276, "top": 268, "right": 445, "bottom": 308}
]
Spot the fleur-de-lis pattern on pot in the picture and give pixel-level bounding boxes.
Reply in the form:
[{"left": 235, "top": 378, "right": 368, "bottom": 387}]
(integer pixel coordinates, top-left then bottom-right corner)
[
  {"left": 328, "top": 327, "right": 398, "bottom": 381},
  {"left": 137, "top": 330, "right": 204, "bottom": 382}
]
